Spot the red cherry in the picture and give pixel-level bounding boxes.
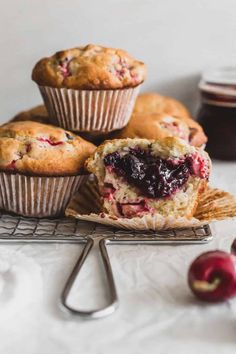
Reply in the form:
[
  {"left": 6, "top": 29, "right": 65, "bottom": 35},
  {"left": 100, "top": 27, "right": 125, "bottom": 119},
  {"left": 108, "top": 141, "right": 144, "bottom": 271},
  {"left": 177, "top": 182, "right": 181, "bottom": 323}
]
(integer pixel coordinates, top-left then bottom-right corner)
[
  {"left": 188, "top": 250, "right": 236, "bottom": 302},
  {"left": 231, "top": 239, "right": 236, "bottom": 255}
]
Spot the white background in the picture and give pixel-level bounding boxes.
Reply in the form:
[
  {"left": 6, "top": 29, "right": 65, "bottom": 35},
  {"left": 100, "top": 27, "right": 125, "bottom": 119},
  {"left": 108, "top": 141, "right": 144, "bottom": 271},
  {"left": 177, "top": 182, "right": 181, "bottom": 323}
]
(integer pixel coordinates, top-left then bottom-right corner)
[{"left": 1, "top": 0, "right": 236, "bottom": 122}]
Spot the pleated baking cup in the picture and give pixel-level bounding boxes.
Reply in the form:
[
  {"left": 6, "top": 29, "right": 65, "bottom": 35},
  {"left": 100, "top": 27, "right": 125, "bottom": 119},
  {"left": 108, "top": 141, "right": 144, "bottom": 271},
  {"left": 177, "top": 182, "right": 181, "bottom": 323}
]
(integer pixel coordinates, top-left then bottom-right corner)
[
  {"left": 0, "top": 172, "right": 87, "bottom": 218},
  {"left": 38, "top": 85, "right": 141, "bottom": 132},
  {"left": 66, "top": 180, "right": 236, "bottom": 231}
]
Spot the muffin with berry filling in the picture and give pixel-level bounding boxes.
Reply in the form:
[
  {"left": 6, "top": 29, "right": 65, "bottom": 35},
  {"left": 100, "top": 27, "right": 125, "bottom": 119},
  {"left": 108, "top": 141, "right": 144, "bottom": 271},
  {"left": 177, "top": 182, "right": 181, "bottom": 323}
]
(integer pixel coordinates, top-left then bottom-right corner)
[
  {"left": 0, "top": 121, "right": 95, "bottom": 217},
  {"left": 32, "top": 44, "right": 146, "bottom": 132},
  {"left": 131, "top": 93, "right": 207, "bottom": 147},
  {"left": 86, "top": 137, "right": 211, "bottom": 219}
]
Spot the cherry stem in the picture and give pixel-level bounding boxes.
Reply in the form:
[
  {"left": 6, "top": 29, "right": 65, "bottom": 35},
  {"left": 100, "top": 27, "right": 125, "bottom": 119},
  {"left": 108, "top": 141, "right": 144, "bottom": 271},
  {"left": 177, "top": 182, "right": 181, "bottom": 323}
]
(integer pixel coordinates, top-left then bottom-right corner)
[{"left": 193, "top": 278, "right": 221, "bottom": 292}]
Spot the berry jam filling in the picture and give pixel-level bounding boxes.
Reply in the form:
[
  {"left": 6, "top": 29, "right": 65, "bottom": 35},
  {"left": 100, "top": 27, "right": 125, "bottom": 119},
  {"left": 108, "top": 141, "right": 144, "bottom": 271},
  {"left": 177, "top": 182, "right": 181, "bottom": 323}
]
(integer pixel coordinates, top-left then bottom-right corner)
[
  {"left": 37, "top": 138, "right": 63, "bottom": 146},
  {"left": 103, "top": 148, "right": 208, "bottom": 199}
]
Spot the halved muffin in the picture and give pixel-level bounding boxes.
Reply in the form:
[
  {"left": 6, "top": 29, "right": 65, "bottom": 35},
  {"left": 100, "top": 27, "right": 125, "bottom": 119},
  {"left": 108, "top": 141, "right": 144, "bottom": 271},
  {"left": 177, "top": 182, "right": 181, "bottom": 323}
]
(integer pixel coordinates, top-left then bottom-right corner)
[{"left": 86, "top": 137, "right": 211, "bottom": 219}]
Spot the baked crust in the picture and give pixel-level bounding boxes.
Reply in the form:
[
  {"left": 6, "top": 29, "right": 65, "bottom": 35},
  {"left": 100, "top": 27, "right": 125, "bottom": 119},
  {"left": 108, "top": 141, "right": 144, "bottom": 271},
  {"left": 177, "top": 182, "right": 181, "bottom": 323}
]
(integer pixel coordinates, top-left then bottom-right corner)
[
  {"left": 117, "top": 92, "right": 207, "bottom": 147},
  {"left": 0, "top": 121, "right": 96, "bottom": 176},
  {"left": 32, "top": 44, "right": 146, "bottom": 90},
  {"left": 115, "top": 112, "right": 190, "bottom": 141},
  {"left": 11, "top": 105, "right": 49, "bottom": 124},
  {"left": 133, "top": 92, "right": 191, "bottom": 117}
]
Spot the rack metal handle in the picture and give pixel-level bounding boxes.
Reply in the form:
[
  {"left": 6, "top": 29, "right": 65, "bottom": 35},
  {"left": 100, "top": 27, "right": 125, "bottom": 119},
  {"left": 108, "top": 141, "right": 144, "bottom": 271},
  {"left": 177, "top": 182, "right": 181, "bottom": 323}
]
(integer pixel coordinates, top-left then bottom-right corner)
[{"left": 61, "top": 237, "right": 118, "bottom": 319}]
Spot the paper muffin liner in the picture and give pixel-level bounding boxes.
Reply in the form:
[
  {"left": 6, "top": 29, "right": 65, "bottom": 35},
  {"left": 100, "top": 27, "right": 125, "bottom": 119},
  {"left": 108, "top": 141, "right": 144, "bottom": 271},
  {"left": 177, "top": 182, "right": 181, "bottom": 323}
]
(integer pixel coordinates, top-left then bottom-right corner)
[
  {"left": 38, "top": 85, "right": 141, "bottom": 132},
  {"left": 0, "top": 172, "right": 86, "bottom": 217},
  {"left": 66, "top": 180, "right": 236, "bottom": 231}
]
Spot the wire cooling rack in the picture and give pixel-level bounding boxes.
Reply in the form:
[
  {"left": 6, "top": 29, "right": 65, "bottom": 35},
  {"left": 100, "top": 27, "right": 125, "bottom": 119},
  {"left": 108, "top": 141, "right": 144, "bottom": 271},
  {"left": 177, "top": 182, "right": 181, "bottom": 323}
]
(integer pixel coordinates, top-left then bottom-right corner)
[
  {"left": 0, "top": 212, "right": 95, "bottom": 242},
  {"left": 0, "top": 212, "right": 212, "bottom": 319},
  {"left": 0, "top": 212, "right": 212, "bottom": 243}
]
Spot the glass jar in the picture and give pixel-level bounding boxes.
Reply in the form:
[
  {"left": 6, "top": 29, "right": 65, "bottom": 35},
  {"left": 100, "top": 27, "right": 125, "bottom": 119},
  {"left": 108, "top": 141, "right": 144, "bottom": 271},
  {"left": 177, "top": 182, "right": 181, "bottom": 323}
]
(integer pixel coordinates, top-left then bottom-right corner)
[{"left": 197, "top": 67, "right": 236, "bottom": 160}]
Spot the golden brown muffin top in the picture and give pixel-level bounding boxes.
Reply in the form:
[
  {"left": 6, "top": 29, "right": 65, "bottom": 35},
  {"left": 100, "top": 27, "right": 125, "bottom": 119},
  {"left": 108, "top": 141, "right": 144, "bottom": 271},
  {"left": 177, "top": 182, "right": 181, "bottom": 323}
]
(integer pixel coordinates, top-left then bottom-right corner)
[
  {"left": 32, "top": 44, "right": 146, "bottom": 90},
  {"left": 0, "top": 121, "right": 96, "bottom": 176},
  {"left": 133, "top": 92, "right": 191, "bottom": 118},
  {"left": 115, "top": 112, "right": 190, "bottom": 141},
  {"left": 128, "top": 93, "right": 207, "bottom": 147}
]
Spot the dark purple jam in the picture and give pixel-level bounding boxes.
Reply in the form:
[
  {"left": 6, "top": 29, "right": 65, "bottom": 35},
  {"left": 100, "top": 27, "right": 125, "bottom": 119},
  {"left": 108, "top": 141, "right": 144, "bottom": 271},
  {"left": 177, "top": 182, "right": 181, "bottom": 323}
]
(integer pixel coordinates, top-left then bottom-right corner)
[{"left": 103, "top": 149, "right": 194, "bottom": 198}]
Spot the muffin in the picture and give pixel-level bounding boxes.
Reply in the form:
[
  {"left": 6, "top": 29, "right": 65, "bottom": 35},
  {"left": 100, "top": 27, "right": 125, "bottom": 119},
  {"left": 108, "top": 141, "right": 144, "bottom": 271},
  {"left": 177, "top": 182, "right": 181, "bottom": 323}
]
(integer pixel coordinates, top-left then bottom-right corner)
[
  {"left": 115, "top": 93, "right": 207, "bottom": 147},
  {"left": 86, "top": 137, "right": 211, "bottom": 219},
  {"left": 115, "top": 112, "right": 189, "bottom": 139},
  {"left": 11, "top": 105, "right": 49, "bottom": 124},
  {"left": 9, "top": 104, "right": 104, "bottom": 145},
  {"left": 32, "top": 44, "right": 146, "bottom": 132},
  {"left": 133, "top": 92, "right": 191, "bottom": 118},
  {"left": 114, "top": 111, "right": 207, "bottom": 147},
  {"left": 0, "top": 121, "right": 95, "bottom": 217}
]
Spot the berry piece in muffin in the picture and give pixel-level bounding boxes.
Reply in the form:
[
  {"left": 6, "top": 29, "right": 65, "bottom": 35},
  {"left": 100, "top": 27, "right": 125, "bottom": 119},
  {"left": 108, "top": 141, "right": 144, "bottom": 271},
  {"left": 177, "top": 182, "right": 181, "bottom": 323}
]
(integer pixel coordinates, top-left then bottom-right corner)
[
  {"left": 0, "top": 121, "right": 96, "bottom": 175},
  {"left": 132, "top": 93, "right": 207, "bottom": 147},
  {"left": 32, "top": 44, "right": 146, "bottom": 90},
  {"left": 86, "top": 138, "right": 211, "bottom": 219}
]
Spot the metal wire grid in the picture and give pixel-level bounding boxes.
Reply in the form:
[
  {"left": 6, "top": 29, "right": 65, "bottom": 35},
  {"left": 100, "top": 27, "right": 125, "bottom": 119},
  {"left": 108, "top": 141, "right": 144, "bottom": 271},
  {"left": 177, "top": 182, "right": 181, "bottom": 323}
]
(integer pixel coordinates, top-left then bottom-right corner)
[
  {"left": 0, "top": 213, "right": 94, "bottom": 241},
  {"left": 0, "top": 212, "right": 212, "bottom": 242}
]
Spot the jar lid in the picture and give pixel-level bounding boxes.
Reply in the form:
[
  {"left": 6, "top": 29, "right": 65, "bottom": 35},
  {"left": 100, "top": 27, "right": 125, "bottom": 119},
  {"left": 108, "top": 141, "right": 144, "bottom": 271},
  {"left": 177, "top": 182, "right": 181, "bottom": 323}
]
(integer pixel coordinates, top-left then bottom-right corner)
[
  {"left": 199, "top": 67, "right": 236, "bottom": 101},
  {"left": 202, "top": 66, "right": 236, "bottom": 85}
]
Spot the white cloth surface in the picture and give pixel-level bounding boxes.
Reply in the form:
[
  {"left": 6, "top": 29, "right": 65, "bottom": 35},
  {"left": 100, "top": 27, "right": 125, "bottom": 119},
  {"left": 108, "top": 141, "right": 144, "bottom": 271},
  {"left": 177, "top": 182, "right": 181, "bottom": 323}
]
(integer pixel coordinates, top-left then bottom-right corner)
[{"left": 0, "top": 160, "right": 236, "bottom": 354}]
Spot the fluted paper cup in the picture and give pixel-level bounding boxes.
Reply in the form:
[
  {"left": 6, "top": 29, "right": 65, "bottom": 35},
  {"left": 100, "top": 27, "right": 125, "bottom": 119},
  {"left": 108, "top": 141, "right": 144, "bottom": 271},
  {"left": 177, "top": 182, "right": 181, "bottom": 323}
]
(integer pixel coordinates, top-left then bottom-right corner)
[
  {"left": 0, "top": 172, "right": 86, "bottom": 217},
  {"left": 38, "top": 85, "right": 141, "bottom": 132},
  {"left": 66, "top": 180, "right": 236, "bottom": 231},
  {"left": 67, "top": 210, "right": 204, "bottom": 231}
]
